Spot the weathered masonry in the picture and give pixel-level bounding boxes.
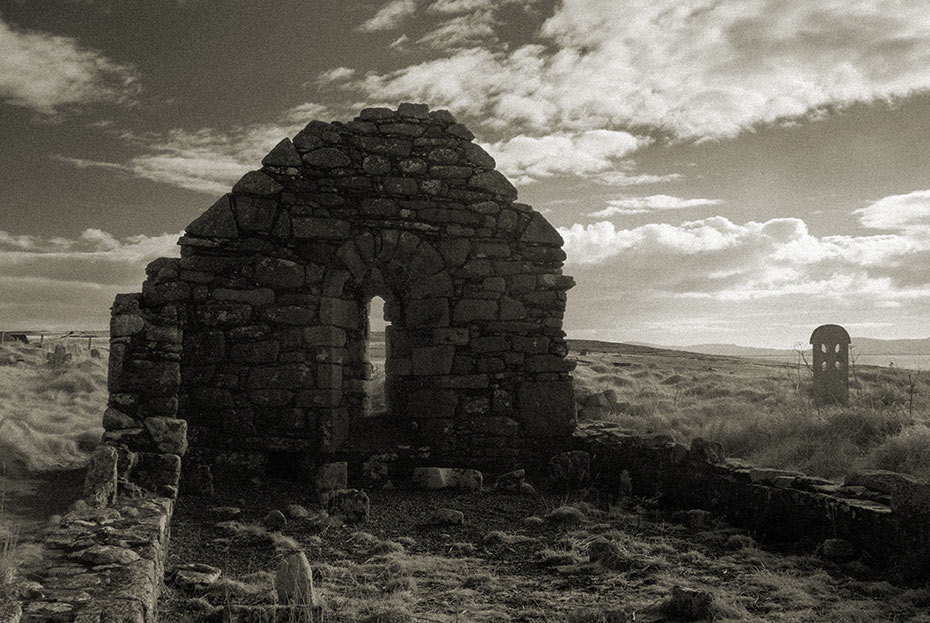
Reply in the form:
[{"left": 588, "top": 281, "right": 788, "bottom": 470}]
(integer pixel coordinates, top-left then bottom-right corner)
[
  {"left": 810, "top": 323, "right": 850, "bottom": 405},
  {"left": 104, "top": 103, "right": 576, "bottom": 480}
]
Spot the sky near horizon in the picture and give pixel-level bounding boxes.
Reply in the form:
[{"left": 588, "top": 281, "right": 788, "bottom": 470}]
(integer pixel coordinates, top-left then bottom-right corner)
[{"left": 2, "top": 0, "right": 930, "bottom": 348}]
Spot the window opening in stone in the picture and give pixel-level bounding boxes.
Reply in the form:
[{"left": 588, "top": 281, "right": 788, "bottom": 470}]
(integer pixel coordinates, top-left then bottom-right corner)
[{"left": 368, "top": 296, "right": 388, "bottom": 416}]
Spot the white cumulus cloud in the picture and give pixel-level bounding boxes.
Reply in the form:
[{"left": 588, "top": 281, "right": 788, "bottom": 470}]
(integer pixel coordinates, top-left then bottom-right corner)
[
  {"left": 485, "top": 130, "right": 650, "bottom": 184},
  {"left": 0, "top": 16, "right": 139, "bottom": 114},
  {"left": 856, "top": 189, "right": 930, "bottom": 232},
  {"left": 359, "top": 0, "right": 418, "bottom": 32},
  {"left": 590, "top": 195, "right": 724, "bottom": 217},
  {"left": 341, "top": 0, "right": 930, "bottom": 140}
]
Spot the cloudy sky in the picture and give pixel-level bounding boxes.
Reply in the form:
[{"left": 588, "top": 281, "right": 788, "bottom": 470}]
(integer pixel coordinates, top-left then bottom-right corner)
[{"left": 2, "top": 0, "right": 930, "bottom": 348}]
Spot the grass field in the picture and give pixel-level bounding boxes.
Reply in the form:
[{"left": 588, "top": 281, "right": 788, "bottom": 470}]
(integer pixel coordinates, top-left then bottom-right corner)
[{"left": 570, "top": 340, "right": 930, "bottom": 481}]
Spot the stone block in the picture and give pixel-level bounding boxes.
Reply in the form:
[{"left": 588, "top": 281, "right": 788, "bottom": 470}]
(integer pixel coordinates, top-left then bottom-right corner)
[
  {"left": 233, "top": 195, "right": 277, "bottom": 232},
  {"left": 462, "top": 142, "right": 496, "bottom": 168},
  {"left": 320, "top": 297, "right": 359, "bottom": 330},
  {"left": 472, "top": 416, "right": 519, "bottom": 437},
  {"left": 186, "top": 194, "right": 238, "bottom": 238},
  {"left": 356, "top": 136, "right": 412, "bottom": 157},
  {"left": 214, "top": 287, "right": 275, "bottom": 306},
  {"left": 519, "top": 381, "right": 576, "bottom": 437},
  {"left": 520, "top": 212, "right": 563, "bottom": 246},
  {"left": 407, "top": 389, "right": 458, "bottom": 419},
  {"left": 319, "top": 408, "right": 349, "bottom": 451},
  {"left": 230, "top": 341, "right": 280, "bottom": 363},
  {"left": 304, "top": 326, "right": 347, "bottom": 347},
  {"left": 254, "top": 257, "right": 305, "bottom": 289},
  {"left": 891, "top": 483, "right": 930, "bottom": 517},
  {"left": 143, "top": 417, "right": 189, "bottom": 455},
  {"left": 412, "top": 345, "right": 455, "bottom": 375},
  {"left": 83, "top": 445, "right": 119, "bottom": 508},
  {"left": 110, "top": 313, "right": 144, "bottom": 337},
  {"left": 262, "top": 138, "right": 303, "bottom": 167},
  {"left": 453, "top": 299, "right": 497, "bottom": 324},
  {"left": 512, "top": 335, "right": 548, "bottom": 354},
  {"left": 398, "top": 102, "right": 430, "bottom": 118},
  {"left": 469, "top": 170, "right": 517, "bottom": 200},
  {"left": 321, "top": 489, "right": 369, "bottom": 523},
  {"left": 103, "top": 407, "right": 136, "bottom": 431},
  {"left": 548, "top": 450, "right": 590, "bottom": 490},
  {"left": 433, "top": 328, "right": 470, "bottom": 345},
  {"left": 233, "top": 171, "right": 284, "bottom": 197},
  {"left": 669, "top": 586, "right": 714, "bottom": 620},
  {"left": 292, "top": 217, "right": 351, "bottom": 239},
  {"left": 315, "top": 462, "right": 348, "bottom": 493},
  {"left": 429, "top": 508, "right": 465, "bottom": 526},
  {"left": 845, "top": 470, "right": 922, "bottom": 494},
  {"left": 412, "top": 467, "right": 483, "bottom": 492},
  {"left": 407, "top": 297, "right": 450, "bottom": 328},
  {"left": 303, "top": 147, "right": 352, "bottom": 168}
]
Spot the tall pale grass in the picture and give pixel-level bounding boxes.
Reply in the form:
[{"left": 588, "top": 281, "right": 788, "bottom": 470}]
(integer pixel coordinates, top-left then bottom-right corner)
[
  {"left": 573, "top": 354, "right": 930, "bottom": 480},
  {"left": 0, "top": 343, "right": 105, "bottom": 474}
]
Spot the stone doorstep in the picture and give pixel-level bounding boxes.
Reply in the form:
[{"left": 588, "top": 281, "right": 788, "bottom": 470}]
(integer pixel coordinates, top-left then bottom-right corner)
[{"left": 15, "top": 495, "right": 174, "bottom": 623}]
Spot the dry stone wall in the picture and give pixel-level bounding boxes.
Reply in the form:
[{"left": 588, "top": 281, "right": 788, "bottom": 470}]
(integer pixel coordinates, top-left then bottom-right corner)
[{"left": 104, "top": 103, "right": 576, "bottom": 479}]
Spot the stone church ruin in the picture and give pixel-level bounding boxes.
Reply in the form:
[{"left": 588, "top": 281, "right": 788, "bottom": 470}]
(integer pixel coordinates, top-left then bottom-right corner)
[{"left": 104, "top": 103, "right": 576, "bottom": 484}]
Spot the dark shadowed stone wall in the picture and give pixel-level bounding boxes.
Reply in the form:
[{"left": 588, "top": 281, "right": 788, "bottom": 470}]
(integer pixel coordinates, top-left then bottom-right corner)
[{"left": 104, "top": 103, "right": 576, "bottom": 478}]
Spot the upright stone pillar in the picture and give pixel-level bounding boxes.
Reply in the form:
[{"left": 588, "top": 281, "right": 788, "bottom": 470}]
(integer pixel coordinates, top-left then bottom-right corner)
[{"left": 810, "top": 324, "right": 850, "bottom": 405}]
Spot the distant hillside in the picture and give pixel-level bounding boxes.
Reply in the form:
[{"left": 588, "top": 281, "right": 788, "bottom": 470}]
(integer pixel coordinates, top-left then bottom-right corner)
[{"left": 629, "top": 337, "right": 930, "bottom": 359}]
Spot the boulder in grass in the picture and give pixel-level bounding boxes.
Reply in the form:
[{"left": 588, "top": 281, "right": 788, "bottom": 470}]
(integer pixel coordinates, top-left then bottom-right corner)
[
  {"left": 429, "top": 508, "right": 465, "bottom": 526},
  {"left": 411, "top": 467, "right": 483, "bottom": 492},
  {"left": 263, "top": 510, "right": 287, "bottom": 531},
  {"left": 321, "top": 489, "right": 369, "bottom": 523},
  {"left": 669, "top": 586, "right": 714, "bottom": 620},
  {"left": 547, "top": 451, "right": 590, "bottom": 491}
]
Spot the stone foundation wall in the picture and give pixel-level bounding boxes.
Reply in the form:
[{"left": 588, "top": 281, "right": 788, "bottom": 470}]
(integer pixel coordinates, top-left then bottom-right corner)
[{"left": 575, "top": 422, "right": 930, "bottom": 579}]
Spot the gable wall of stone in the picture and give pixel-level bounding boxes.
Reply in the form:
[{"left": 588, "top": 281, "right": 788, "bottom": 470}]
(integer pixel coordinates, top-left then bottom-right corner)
[{"left": 104, "top": 103, "right": 575, "bottom": 475}]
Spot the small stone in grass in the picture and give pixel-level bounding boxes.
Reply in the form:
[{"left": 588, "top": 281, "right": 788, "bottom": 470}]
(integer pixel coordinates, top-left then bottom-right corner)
[
  {"left": 263, "top": 509, "right": 287, "bottom": 531},
  {"left": 286, "top": 504, "right": 310, "bottom": 519},
  {"left": 430, "top": 508, "right": 465, "bottom": 526}
]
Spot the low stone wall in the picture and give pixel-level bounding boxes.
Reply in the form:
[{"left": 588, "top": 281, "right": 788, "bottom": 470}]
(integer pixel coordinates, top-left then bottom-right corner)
[
  {"left": 575, "top": 422, "right": 930, "bottom": 579},
  {"left": 14, "top": 495, "right": 173, "bottom": 623}
]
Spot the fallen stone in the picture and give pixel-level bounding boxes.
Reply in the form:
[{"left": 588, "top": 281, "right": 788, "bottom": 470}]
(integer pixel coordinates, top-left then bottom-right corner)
[
  {"left": 321, "top": 489, "right": 369, "bottom": 523},
  {"left": 170, "top": 563, "right": 222, "bottom": 593},
  {"left": 493, "top": 469, "right": 526, "bottom": 492},
  {"left": 820, "top": 538, "right": 856, "bottom": 561},
  {"left": 548, "top": 451, "right": 590, "bottom": 490},
  {"left": 429, "top": 508, "right": 465, "bottom": 526},
  {"left": 275, "top": 552, "right": 314, "bottom": 605},
  {"left": 263, "top": 510, "right": 287, "bottom": 531},
  {"left": 669, "top": 586, "right": 714, "bottom": 620},
  {"left": 411, "top": 467, "right": 483, "bottom": 492},
  {"left": 286, "top": 504, "right": 310, "bottom": 520},
  {"left": 210, "top": 506, "right": 242, "bottom": 518}
]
